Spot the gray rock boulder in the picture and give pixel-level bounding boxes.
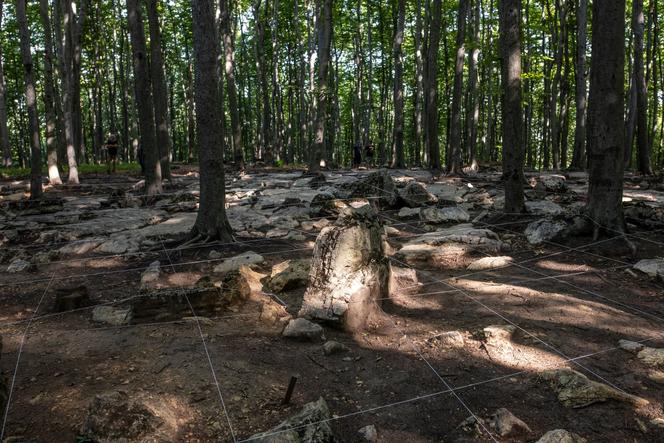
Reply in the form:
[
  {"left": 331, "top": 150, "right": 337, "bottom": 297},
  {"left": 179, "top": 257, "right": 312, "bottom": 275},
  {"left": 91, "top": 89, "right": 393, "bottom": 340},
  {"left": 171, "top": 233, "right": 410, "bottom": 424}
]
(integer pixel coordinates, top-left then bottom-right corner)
[
  {"left": 526, "top": 200, "right": 564, "bottom": 216},
  {"left": 92, "top": 306, "right": 133, "bottom": 326},
  {"left": 7, "top": 258, "right": 32, "bottom": 273},
  {"left": 542, "top": 368, "right": 648, "bottom": 408},
  {"left": 267, "top": 260, "right": 311, "bottom": 293},
  {"left": 282, "top": 318, "right": 324, "bottom": 341},
  {"left": 535, "top": 429, "right": 587, "bottom": 443},
  {"left": 491, "top": 408, "right": 531, "bottom": 437},
  {"left": 420, "top": 207, "right": 470, "bottom": 224},
  {"left": 467, "top": 256, "right": 513, "bottom": 271},
  {"left": 213, "top": 251, "right": 265, "bottom": 274},
  {"left": 345, "top": 170, "right": 398, "bottom": 207},
  {"left": 398, "top": 181, "right": 437, "bottom": 208},
  {"left": 249, "top": 397, "right": 335, "bottom": 443},
  {"left": 633, "top": 258, "right": 664, "bottom": 280},
  {"left": 524, "top": 219, "right": 567, "bottom": 245},
  {"left": 534, "top": 174, "right": 568, "bottom": 193}
]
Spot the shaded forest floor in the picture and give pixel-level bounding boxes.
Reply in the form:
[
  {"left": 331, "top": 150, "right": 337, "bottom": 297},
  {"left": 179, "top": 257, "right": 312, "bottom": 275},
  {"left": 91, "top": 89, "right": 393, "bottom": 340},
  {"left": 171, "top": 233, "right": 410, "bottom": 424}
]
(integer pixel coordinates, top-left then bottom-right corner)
[{"left": 1, "top": 166, "right": 664, "bottom": 442}]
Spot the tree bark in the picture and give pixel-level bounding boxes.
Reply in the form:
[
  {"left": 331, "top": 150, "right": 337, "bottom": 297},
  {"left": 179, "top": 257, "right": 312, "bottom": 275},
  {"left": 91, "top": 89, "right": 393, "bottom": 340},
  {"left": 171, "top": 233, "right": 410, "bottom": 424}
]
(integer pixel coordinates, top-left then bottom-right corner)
[
  {"left": 17, "top": 0, "right": 43, "bottom": 199},
  {"left": 127, "top": 0, "right": 163, "bottom": 195},
  {"left": 586, "top": 0, "right": 626, "bottom": 236},
  {"left": 570, "top": 0, "right": 588, "bottom": 170},
  {"left": 448, "top": 0, "right": 469, "bottom": 174},
  {"left": 220, "top": 0, "right": 244, "bottom": 168},
  {"left": 633, "top": 0, "right": 653, "bottom": 175},
  {"left": 147, "top": 0, "right": 172, "bottom": 180},
  {"left": 191, "top": 0, "right": 233, "bottom": 241},
  {"left": 309, "top": 0, "right": 332, "bottom": 172},
  {"left": 0, "top": 0, "right": 12, "bottom": 167},
  {"left": 425, "top": 0, "right": 443, "bottom": 172},
  {"left": 390, "top": 0, "right": 405, "bottom": 168},
  {"left": 413, "top": 0, "right": 424, "bottom": 166},
  {"left": 499, "top": 0, "right": 525, "bottom": 213},
  {"left": 39, "top": 0, "right": 63, "bottom": 185},
  {"left": 62, "top": 0, "right": 79, "bottom": 183},
  {"left": 466, "top": 0, "right": 480, "bottom": 171}
]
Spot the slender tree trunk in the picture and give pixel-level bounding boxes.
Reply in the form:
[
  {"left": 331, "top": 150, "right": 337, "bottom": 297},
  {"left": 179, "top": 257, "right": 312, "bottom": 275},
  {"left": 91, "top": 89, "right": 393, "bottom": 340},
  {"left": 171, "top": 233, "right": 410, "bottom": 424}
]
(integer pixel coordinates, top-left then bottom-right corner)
[
  {"left": 309, "top": 0, "right": 332, "bottom": 172},
  {"left": 426, "top": 0, "right": 443, "bottom": 172},
  {"left": 72, "top": 0, "right": 86, "bottom": 163},
  {"left": 500, "top": 0, "right": 525, "bottom": 213},
  {"left": 587, "top": 0, "right": 626, "bottom": 236},
  {"left": 17, "top": 0, "right": 43, "bottom": 199},
  {"left": 253, "top": 0, "right": 272, "bottom": 164},
  {"left": 0, "top": 0, "right": 10, "bottom": 167},
  {"left": 413, "top": 0, "right": 424, "bottom": 166},
  {"left": 391, "top": 0, "right": 405, "bottom": 168},
  {"left": 147, "top": 0, "right": 172, "bottom": 179},
  {"left": 633, "top": 0, "right": 653, "bottom": 175},
  {"left": 127, "top": 0, "right": 163, "bottom": 195},
  {"left": 448, "top": 0, "right": 469, "bottom": 174},
  {"left": 570, "top": 0, "right": 588, "bottom": 170},
  {"left": 62, "top": 0, "right": 79, "bottom": 183},
  {"left": 466, "top": 0, "right": 480, "bottom": 171},
  {"left": 221, "top": 0, "right": 244, "bottom": 168},
  {"left": 191, "top": 0, "right": 233, "bottom": 241},
  {"left": 39, "top": 0, "right": 62, "bottom": 184}
]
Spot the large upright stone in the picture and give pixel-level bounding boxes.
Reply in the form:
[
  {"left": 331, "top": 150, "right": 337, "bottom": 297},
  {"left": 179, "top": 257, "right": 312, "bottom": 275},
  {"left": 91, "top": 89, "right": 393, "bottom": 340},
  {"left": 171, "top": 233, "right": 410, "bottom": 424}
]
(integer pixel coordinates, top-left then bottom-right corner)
[
  {"left": 299, "top": 206, "right": 389, "bottom": 331},
  {"left": 398, "top": 181, "right": 437, "bottom": 208},
  {"left": 345, "top": 170, "right": 398, "bottom": 207},
  {"left": 249, "top": 397, "right": 335, "bottom": 443}
]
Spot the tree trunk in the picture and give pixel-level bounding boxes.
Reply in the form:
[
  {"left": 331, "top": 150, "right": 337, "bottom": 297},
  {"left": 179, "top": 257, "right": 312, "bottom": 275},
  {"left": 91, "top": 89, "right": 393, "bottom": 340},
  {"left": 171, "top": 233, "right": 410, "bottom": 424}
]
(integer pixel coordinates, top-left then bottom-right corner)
[
  {"left": 0, "top": 0, "right": 10, "bottom": 167},
  {"left": 586, "top": 0, "right": 626, "bottom": 236},
  {"left": 309, "top": 0, "right": 332, "bottom": 172},
  {"left": 147, "top": 0, "right": 172, "bottom": 180},
  {"left": 127, "top": 0, "right": 163, "bottom": 195},
  {"left": 413, "top": 0, "right": 424, "bottom": 167},
  {"left": 17, "top": 0, "right": 43, "bottom": 199},
  {"left": 39, "top": 0, "right": 62, "bottom": 185},
  {"left": 390, "top": 0, "right": 405, "bottom": 168},
  {"left": 633, "top": 0, "right": 653, "bottom": 175},
  {"left": 191, "top": 0, "right": 233, "bottom": 241},
  {"left": 221, "top": 0, "right": 244, "bottom": 168},
  {"left": 71, "top": 0, "right": 86, "bottom": 163},
  {"left": 570, "top": 0, "right": 588, "bottom": 170},
  {"left": 254, "top": 0, "right": 272, "bottom": 164},
  {"left": 62, "top": 0, "right": 79, "bottom": 183},
  {"left": 425, "top": 0, "right": 443, "bottom": 172},
  {"left": 448, "top": 0, "right": 469, "bottom": 174},
  {"left": 466, "top": 0, "right": 480, "bottom": 171},
  {"left": 499, "top": 0, "right": 525, "bottom": 213}
]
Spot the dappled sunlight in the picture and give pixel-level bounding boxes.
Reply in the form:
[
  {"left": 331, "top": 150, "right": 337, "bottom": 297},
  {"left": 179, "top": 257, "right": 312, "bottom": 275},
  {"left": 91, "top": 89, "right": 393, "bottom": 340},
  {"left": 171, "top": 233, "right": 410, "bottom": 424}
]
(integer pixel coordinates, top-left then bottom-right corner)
[{"left": 534, "top": 260, "right": 596, "bottom": 273}]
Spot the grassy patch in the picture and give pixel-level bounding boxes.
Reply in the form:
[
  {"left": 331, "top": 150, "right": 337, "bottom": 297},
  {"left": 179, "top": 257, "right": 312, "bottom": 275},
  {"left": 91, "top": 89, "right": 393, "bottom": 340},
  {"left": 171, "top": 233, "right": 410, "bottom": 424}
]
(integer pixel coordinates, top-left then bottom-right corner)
[{"left": 0, "top": 162, "right": 141, "bottom": 180}]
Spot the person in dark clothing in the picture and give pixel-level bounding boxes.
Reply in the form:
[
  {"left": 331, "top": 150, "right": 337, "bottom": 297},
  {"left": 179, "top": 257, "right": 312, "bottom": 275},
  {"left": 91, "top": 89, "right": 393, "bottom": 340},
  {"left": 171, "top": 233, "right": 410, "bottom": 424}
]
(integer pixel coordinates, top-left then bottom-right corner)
[
  {"left": 365, "top": 140, "right": 375, "bottom": 168},
  {"left": 352, "top": 142, "right": 362, "bottom": 168},
  {"left": 103, "top": 133, "right": 119, "bottom": 174}
]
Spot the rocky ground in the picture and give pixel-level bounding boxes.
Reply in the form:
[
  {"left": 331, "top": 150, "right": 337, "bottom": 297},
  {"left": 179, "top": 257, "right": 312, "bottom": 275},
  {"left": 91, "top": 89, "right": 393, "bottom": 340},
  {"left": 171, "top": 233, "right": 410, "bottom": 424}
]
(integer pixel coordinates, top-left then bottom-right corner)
[{"left": 0, "top": 166, "right": 663, "bottom": 442}]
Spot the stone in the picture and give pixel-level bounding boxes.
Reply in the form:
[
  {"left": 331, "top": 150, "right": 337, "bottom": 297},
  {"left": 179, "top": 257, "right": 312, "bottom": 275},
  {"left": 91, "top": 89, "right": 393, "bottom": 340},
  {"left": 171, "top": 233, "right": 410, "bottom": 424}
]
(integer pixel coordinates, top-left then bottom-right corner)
[
  {"left": 322, "top": 340, "right": 349, "bottom": 356},
  {"left": 92, "top": 306, "right": 133, "bottom": 326},
  {"left": 267, "top": 260, "right": 311, "bottom": 293},
  {"left": 140, "top": 261, "right": 161, "bottom": 289},
  {"left": 7, "top": 258, "right": 32, "bottom": 273},
  {"left": 467, "top": 256, "right": 514, "bottom": 271},
  {"left": 420, "top": 206, "right": 470, "bottom": 224},
  {"left": 132, "top": 285, "right": 238, "bottom": 323},
  {"left": 542, "top": 368, "right": 648, "bottom": 408},
  {"left": 524, "top": 219, "right": 567, "bottom": 245},
  {"left": 491, "top": 408, "right": 531, "bottom": 437},
  {"left": 299, "top": 206, "right": 390, "bottom": 331},
  {"left": 388, "top": 265, "right": 420, "bottom": 297},
  {"left": 53, "top": 286, "right": 90, "bottom": 312},
  {"left": 209, "top": 250, "right": 222, "bottom": 260},
  {"left": 358, "top": 424, "right": 378, "bottom": 442},
  {"left": 79, "top": 391, "right": 186, "bottom": 443},
  {"left": 618, "top": 339, "right": 645, "bottom": 354},
  {"left": 398, "top": 182, "right": 437, "bottom": 208},
  {"left": 427, "top": 331, "right": 465, "bottom": 348},
  {"left": 484, "top": 325, "right": 516, "bottom": 343},
  {"left": 345, "top": 170, "right": 399, "bottom": 207},
  {"left": 396, "top": 224, "right": 506, "bottom": 266},
  {"left": 637, "top": 347, "right": 664, "bottom": 367},
  {"left": 526, "top": 200, "right": 564, "bottom": 216},
  {"left": 633, "top": 258, "right": 664, "bottom": 280},
  {"left": 213, "top": 251, "right": 265, "bottom": 274},
  {"left": 397, "top": 207, "right": 420, "bottom": 219},
  {"left": 535, "top": 429, "right": 587, "bottom": 443},
  {"left": 309, "top": 191, "right": 349, "bottom": 217},
  {"left": 259, "top": 300, "right": 292, "bottom": 327},
  {"left": 534, "top": 174, "right": 568, "bottom": 193},
  {"left": 282, "top": 318, "right": 324, "bottom": 341},
  {"left": 249, "top": 397, "right": 335, "bottom": 443},
  {"left": 58, "top": 239, "right": 104, "bottom": 256},
  {"left": 96, "top": 235, "right": 141, "bottom": 254}
]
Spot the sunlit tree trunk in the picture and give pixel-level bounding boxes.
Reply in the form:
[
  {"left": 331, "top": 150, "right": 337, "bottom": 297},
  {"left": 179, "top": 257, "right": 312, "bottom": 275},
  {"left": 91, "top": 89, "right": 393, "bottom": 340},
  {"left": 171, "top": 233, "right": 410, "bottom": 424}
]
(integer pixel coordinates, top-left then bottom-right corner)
[
  {"left": 448, "top": 0, "right": 469, "bottom": 174},
  {"left": 391, "top": 0, "right": 405, "bottom": 168},
  {"left": 570, "top": 0, "right": 588, "bottom": 170},
  {"left": 221, "top": 0, "right": 244, "bottom": 168},
  {"left": 62, "top": 0, "right": 79, "bottom": 183},
  {"left": 17, "top": 0, "right": 43, "bottom": 199},
  {"left": 425, "top": 0, "right": 443, "bottom": 172},
  {"left": 309, "top": 0, "right": 332, "bottom": 172}
]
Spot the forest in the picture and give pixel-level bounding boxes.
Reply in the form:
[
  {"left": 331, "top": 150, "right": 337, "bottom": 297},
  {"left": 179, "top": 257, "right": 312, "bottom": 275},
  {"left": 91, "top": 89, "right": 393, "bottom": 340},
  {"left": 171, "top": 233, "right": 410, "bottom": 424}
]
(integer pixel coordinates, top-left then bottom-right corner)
[{"left": 0, "top": 0, "right": 664, "bottom": 442}]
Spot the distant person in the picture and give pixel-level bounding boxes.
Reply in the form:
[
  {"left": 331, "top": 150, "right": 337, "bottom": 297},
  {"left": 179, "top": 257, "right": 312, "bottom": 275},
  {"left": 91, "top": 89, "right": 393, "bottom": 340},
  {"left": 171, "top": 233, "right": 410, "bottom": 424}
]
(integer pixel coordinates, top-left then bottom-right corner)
[
  {"left": 352, "top": 142, "right": 362, "bottom": 168},
  {"left": 103, "top": 133, "right": 119, "bottom": 174},
  {"left": 365, "top": 140, "right": 375, "bottom": 167}
]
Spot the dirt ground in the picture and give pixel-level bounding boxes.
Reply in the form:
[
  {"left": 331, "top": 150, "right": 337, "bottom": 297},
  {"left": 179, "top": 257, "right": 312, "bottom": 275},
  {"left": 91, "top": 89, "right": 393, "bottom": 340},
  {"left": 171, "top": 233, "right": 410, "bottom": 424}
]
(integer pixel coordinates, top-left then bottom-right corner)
[{"left": 1, "top": 167, "right": 663, "bottom": 442}]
